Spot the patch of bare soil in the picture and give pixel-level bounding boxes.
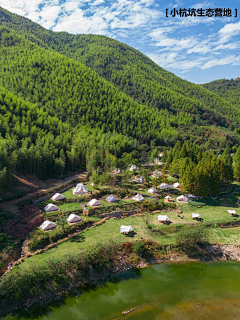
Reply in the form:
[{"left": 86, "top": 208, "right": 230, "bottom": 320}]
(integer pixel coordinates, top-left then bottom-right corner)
[
  {"left": 13, "top": 172, "right": 87, "bottom": 191},
  {"left": 0, "top": 172, "right": 87, "bottom": 213}
]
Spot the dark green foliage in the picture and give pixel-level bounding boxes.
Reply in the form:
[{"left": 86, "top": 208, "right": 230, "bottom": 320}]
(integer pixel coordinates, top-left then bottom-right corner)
[
  {"left": 203, "top": 77, "right": 240, "bottom": 109},
  {"left": 0, "top": 7, "right": 239, "bottom": 193},
  {"left": 234, "top": 146, "right": 240, "bottom": 181},
  {"left": 0, "top": 233, "right": 11, "bottom": 251},
  {"left": 0, "top": 242, "right": 118, "bottom": 315},
  {"left": 176, "top": 225, "right": 209, "bottom": 250},
  {"left": 133, "top": 240, "right": 146, "bottom": 255}
]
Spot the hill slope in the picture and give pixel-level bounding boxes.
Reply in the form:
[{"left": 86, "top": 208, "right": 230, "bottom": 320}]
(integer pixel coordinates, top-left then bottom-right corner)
[
  {"left": 0, "top": 6, "right": 239, "bottom": 133},
  {"left": 203, "top": 78, "right": 240, "bottom": 108}
]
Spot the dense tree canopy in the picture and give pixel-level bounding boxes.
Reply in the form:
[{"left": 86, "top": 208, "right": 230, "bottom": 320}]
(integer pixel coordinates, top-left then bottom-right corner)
[{"left": 0, "top": 7, "right": 240, "bottom": 194}]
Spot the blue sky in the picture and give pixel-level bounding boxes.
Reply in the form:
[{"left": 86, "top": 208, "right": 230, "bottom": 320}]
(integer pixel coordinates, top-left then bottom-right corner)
[{"left": 1, "top": 0, "right": 240, "bottom": 83}]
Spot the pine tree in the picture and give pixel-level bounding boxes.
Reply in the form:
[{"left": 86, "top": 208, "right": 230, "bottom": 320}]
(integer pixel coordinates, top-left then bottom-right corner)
[{"left": 234, "top": 146, "right": 240, "bottom": 181}]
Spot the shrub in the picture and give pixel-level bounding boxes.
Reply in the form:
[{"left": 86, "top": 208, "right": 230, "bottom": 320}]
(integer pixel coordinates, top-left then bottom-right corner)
[
  {"left": 133, "top": 241, "right": 146, "bottom": 255},
  {"left": 176, "top": 225, "right": 209, "bottom": 250}
]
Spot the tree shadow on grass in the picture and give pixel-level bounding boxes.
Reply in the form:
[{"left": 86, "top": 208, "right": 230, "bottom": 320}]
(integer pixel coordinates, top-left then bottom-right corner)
[{"left": 70, "top": 233, "right": 85, "bottom": 243}]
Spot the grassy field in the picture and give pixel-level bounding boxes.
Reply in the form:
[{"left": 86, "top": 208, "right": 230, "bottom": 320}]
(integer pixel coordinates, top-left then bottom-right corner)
[
  {"left": 15, "top": 213, "right": 178, "bottom": 269},
  {"left": 13, "top": 183, "right": 240, "bottom": 272},
  {"left": 57, "top": 198, "right": 137, "bottom": 212}
]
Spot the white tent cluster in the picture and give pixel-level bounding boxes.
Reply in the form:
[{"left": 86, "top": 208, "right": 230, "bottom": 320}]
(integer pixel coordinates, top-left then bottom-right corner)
[
  {"left": 132, "top": 194, "right": 145, "bottom": 202},
  {"left": 165, "top": 195, "right": 172, "bottom": 200},
  {"left": 120, "top": 225, "right": 133, "bottom": 234},
  {"left": 88, "top": 199, "right": 101, "bottom": 207},
  {"left": 44, "top": 203, "right": 59, "bottom": 212},
  {"left": 73, "top": 183, "right": 89, "bottom": 195},
  {"left": 106, "top": 195, "right": 119, "bottom": 203},
  {"left": 51, "top": 193, "right": 65, "bottom": 201}
]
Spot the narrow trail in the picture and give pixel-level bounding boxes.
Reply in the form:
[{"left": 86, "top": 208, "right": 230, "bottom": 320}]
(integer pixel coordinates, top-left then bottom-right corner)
[{"left": 0, "top": 172, "right": 87, "bottom": 213}]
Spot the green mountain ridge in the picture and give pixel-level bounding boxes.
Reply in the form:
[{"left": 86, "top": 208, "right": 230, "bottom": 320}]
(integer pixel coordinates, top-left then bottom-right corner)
[
  {"left": 0, "top": 5, "right": 238, "bottom": 131},
  {"left": 0, "top": 6, "right": 240, "bottom": 192},
  {"left": 203, "top": 77, "right": 240, "bottom": 108}
]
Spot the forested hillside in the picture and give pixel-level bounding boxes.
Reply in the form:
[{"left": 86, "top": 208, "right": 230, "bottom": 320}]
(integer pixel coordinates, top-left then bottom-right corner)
[
  {"left": 203, "top": 78, "right": 240, "bottom": 108},
  {"left": 0, "top": 6, "right": 239, "bottom": 132},
  {"left": 0, "top": 7, "right": 240, "bottom": 194}
]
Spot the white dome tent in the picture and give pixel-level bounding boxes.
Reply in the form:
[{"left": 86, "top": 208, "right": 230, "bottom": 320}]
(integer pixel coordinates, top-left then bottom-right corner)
[
  {"left": 106, "top": 195, "right": 119, "bottom": 203},
  {"left": 132, "top": 194, "right": 145, "bottom": 202},
  {"left": 51, "top": 193, "right": 65, "bottom": 201},
  {"left": 40, "top": 220, "right": 57, "bottom": 231},
  {"left": 120, "top": 225, "right": 133, "bottom": 234},
  {"left": 67, "top": 214, "right": 82, "bottom": 224},
  {"left": 88, "top": 199, "right": 101, "bottom": 207},
  {"left": 44, "top": 203, "right": 59, "bottom": 212},
  {"left": 73, "top": 183, "right": 89, "bottom": 195}
]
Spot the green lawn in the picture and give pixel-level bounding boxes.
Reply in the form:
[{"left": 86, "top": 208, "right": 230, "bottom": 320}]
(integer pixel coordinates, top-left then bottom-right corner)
[
  {"left": 208, "top": 226, "right": 240, "bottom": 245},
  {"left": 15, "top": 213, "right": 178, "bottom": 269},
  {"left": 58, "top": 199, "right": 137, "bottom": 213},
  {"left": 14, "top": 183, "right": 240, "bottom": 272}
]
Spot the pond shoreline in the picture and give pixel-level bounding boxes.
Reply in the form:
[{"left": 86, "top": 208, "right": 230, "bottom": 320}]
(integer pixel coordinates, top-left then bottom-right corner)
[{"left": 1, "top": 243, "right": 240, "bottom": 318}]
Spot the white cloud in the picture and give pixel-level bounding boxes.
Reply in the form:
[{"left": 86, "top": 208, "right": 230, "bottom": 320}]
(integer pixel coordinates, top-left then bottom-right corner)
[
  {"left": 62, "top": 1, "right": 80, "bottom": 12},
  {"left": 218, "top": 21, "right": 240, "bottom": 43},
  {"left": 1, "top": 0, "right": 240, "bottom": 79},
  {"left": 53, "top": 8, "right": 108, "bottom": 34},
  {"left": 91, "top": 0, "right": 105, "bottom": 6},
  {"left": 201, "top": 55, "right": 240, "bottom": 69}
]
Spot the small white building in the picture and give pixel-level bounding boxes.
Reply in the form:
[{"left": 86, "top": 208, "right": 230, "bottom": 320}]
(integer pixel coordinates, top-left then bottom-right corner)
[
  {"left": 120, "top": 225, "right": 133, "bottom": 234},
  {"left": 106, "top": 195, "right": 119, "bottom": 203},
  {"left": 51, "top": 193, "right": 65, "bottom": 201},
  {"left": 173, "top": 182, "right": 181, "bottom": 188},
  {"left": 192, "top": 213, "right": 200, "bottom": 219},
  {"left": 132, "top": 194, "right": 145, "bottom": 202},
  {"left": 148, "top": 187, "right": 158, "bottom": 194},
  {"left": 158, "top": 215, "right": 169, "bottom": 222},
  {"left": 88, "top": 199, "right": 101, "bottom": 207},
  {"left": 44, "top": 203, "right": 59, "bottom": 212},
  {"left": 129, "top": 164, "right": 139, "bottom": 171},
  {"left": 67, "top": 214, "right": 82, "bottom": 224},
  {"left": 40, "top": 220, "right": 57, "bottom": 231},
  {"left": 177, "top": 195, "right": 188, "bottom": 203},
  {"left": 73, "top": 183, "right": 89, "bottom": 195}
]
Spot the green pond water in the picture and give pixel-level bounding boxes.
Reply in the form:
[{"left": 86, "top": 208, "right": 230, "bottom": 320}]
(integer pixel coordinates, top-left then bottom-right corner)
[{"left": 6, "top": 261, "right": 240, "bottom": 320}]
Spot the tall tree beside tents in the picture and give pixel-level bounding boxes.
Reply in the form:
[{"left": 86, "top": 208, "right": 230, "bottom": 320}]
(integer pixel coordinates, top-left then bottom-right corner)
[
  {"left": 234, "top": 146, "right": 240, "bottom": 181},
  {"left": 220, "top": 144, "right": 234, "bottom": 184}
]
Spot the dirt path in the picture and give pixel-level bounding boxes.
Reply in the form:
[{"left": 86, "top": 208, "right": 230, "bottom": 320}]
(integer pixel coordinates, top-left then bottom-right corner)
[{"left": 0, "top": 172, "right": 87, "bottom": 213}]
